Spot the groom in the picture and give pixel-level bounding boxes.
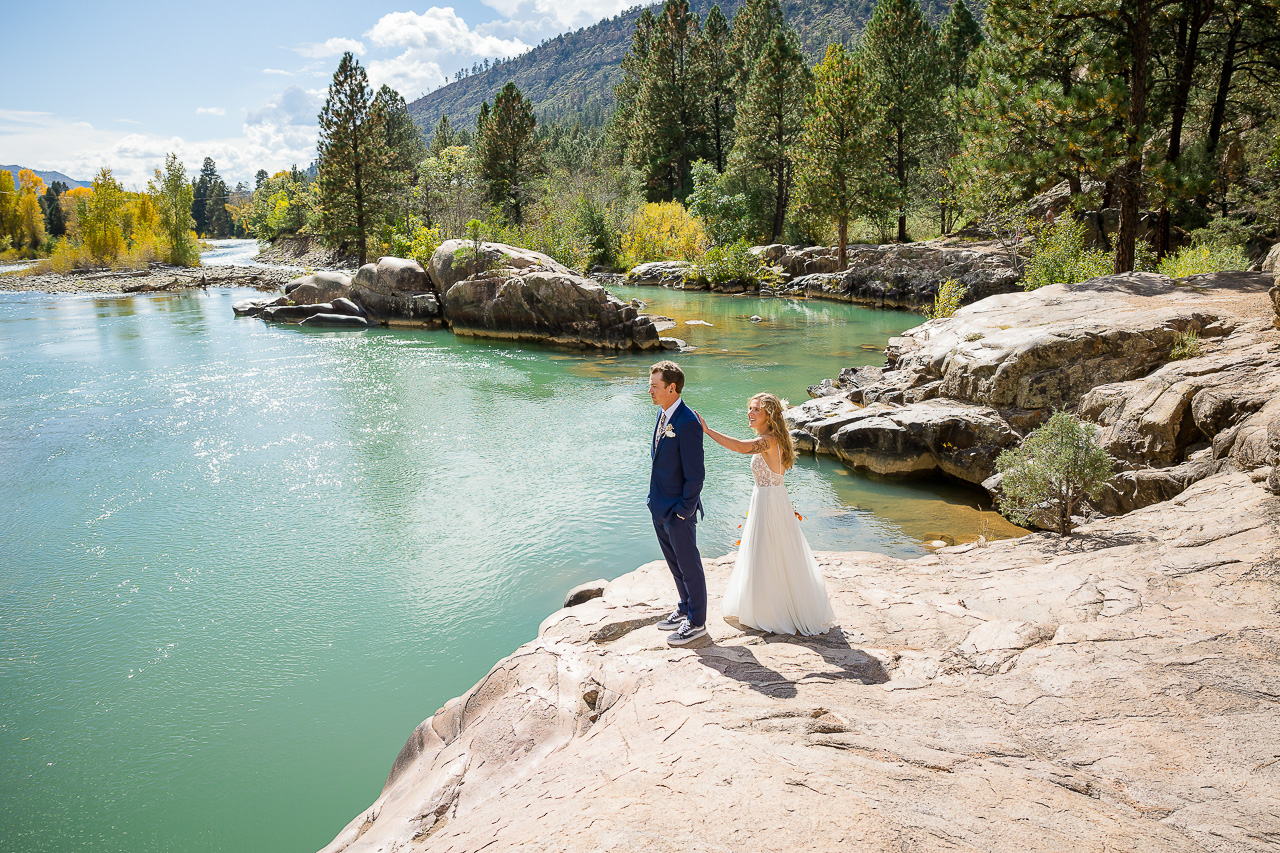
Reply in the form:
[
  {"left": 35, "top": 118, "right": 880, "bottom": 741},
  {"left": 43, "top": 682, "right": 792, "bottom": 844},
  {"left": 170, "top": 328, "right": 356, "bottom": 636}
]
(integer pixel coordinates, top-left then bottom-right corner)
[{"left": 647, "top": 360, "right": 707, "bottom": 646}]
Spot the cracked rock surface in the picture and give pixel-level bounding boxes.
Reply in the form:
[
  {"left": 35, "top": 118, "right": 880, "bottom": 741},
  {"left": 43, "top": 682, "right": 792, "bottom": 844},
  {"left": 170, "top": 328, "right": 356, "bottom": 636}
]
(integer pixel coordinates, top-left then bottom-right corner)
[{"left": 321, "top": 471, "right": 1279, "bottom": 853}]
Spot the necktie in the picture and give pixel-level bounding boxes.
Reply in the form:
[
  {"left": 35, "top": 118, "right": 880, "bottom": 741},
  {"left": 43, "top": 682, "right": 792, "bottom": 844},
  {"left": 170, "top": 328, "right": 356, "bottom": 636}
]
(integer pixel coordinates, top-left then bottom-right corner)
[{"left": 654, "top": 411, "right": 667, "bottom": 451}]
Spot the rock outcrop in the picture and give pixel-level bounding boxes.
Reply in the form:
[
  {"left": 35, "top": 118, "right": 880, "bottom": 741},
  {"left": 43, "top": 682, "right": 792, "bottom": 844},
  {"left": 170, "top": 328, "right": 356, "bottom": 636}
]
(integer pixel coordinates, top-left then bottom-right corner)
[
  {"left": 321, "top": 470, "right": 1280, "bottom": 853},
  {"left": 778, "top": 243, "right": 1023, "bottom": 310},
  {"left": 437, "top": 241, "right": 661, "bottom": 350},
  {"left": 789, "top": 271, "right": 1280, "bottom": 507},
  {"left": 352, "top": 257, "right": 442, "bottom": 327},
  {"left": 623, "top": 260, "right": 692, "bottom": 288},
  {"left": 284, "top": 271, "right": 353, "bottom": 306}
]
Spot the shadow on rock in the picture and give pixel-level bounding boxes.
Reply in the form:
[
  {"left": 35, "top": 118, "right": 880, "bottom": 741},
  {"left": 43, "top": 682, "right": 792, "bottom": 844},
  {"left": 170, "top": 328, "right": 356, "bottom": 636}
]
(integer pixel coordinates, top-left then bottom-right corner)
[{"left": 693, "top": 627, "right": 888, "bottom": 699}]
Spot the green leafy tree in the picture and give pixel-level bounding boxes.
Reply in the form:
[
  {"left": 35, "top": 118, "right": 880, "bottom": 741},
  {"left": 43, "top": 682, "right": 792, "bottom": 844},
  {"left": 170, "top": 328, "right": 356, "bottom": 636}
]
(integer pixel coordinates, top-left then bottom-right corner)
[
  {"left": 315, "top": 51, "right": 394, "bottom": 265},
  {"left": 474, "top": 82, "right": 541, "bottom": 224},
  {"left": 995, "top": 411, "right": 1113, "bottom": 535},
  {"left": 78, "top": 168, "right": 128, "bottom": 262},
  {"left": 727, "top": 29, "right": 810, "bottom": 242},
  {"left": 688, "top": 159, "right": 751, "bottom": 244},
  {"left": 795, "top": 44, "right": 890, "bottom": 268},
  {"left": 861, "top": 0, "right": 947, "bottom": 243},
  {"left": 148, "top": 153, "right": 199, "bottom": 266},
  {"left": 417, "top": 146, "right": 483, "bottom": 239}
]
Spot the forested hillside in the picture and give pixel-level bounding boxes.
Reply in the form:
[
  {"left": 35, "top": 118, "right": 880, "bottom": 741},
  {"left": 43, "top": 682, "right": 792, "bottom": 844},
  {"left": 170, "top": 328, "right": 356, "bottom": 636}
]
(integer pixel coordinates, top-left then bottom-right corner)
[{"left": 406, "top": 0, "right": 951, "bottom": 133}]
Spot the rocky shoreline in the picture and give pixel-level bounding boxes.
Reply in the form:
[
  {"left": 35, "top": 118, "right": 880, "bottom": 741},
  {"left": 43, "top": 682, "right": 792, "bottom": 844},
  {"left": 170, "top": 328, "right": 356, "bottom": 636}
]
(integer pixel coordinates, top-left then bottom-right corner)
[
  {"left": 0, "top": 264, "right": 295, "bottom": 294},
  {"left": 321, "top": 468, "right": 1279, "bottom": 852}
]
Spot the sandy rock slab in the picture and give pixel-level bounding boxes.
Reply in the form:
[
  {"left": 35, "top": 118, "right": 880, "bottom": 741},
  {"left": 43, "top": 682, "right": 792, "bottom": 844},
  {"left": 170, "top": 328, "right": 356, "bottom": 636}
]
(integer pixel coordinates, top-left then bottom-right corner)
[{"left": 320, "top": 471, "right": 1280, "bottom": 853}]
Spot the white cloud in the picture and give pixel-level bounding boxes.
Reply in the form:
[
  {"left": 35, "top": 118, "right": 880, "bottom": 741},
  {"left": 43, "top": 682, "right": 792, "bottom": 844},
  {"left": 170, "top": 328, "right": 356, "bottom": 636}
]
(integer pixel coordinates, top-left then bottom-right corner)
[
  {"left": 295, "top": 37, "right": 366, "bottom": 59},
  {"left": 196, "top": 106, "right": 226, "bottom": 116},
  {"left": 263, "top": 68, "right": 292, "bottom": 76},
  {"left": 479, "top": 0, "right": 634, "bottom": 35},
  {"left": 363, "top": 8, "right": 529, "bottom": 95}
]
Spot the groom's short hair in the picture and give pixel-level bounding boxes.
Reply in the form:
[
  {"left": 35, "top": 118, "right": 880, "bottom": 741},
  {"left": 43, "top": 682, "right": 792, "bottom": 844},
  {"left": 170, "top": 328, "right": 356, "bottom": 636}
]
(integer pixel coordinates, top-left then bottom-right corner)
[{"left": 650, "top": 360, "right": 684, "bottom": 393}]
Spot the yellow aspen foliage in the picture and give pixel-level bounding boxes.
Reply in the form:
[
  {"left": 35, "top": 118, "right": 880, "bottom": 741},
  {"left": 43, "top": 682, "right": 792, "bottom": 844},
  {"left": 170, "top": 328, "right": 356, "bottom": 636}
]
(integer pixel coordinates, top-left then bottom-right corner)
[
  {"left": 620, "top": 201, "right": 708, "bottom": 268},
  {"left": 78, "top": 168, "right": 128, "bottom": 262},
  {"left": 17, "top": 193, "right": 45, "bottom": 249}
]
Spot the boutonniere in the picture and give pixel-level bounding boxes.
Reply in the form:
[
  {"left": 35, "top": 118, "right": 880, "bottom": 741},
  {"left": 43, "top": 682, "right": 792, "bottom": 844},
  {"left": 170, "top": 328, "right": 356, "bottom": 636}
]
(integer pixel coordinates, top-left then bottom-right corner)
[{"left": 663, "top": 425, "right": 677, "bottom": 439}]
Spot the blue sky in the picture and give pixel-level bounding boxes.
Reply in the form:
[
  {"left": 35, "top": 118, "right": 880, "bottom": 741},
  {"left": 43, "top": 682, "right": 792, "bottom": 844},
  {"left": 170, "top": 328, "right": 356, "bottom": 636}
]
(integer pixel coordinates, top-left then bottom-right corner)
[{"left": 4, "top": 0, "right": 631, "bottom": 189}]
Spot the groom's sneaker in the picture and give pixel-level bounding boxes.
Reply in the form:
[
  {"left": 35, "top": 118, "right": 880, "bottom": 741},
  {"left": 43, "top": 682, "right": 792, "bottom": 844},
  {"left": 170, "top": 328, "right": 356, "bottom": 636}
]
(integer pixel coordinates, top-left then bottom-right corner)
[
  {"left": 656, "top": 609, "right": 685, "bottom": 631},
  {"left": 667, "top": 620, "right": 707, "bottom": 646}
]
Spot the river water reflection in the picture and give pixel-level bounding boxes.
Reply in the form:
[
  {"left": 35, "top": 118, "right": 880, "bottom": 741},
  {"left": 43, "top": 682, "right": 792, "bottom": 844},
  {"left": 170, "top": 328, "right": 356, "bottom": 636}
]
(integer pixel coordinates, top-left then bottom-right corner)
[{"left": 0, "top": 284, "right": 1020, "bottom": 853}]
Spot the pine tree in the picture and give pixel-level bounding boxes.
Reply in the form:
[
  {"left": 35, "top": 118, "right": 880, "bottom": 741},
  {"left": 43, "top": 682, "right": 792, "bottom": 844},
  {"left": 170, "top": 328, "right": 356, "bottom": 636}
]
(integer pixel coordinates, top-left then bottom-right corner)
[
  {"left": 938, "top": 0, "right": 983, "bottom": 95},
  {"left": 192, "top": 157, "right": 219, "bottom": 236},
  {"left": 861, "top": 0, "right": 947, "bottom": 243},
  {"left": 699, "top": 5, "right": 736, "bottom": 173},
  {"left": 206, "top": 178, "right": 232, "bottom": 238},
  {"left": 373, "top": 85, "right": 427, "bottom": 176},
  {"left": 474, "top": 82, "right": 541, "bottom": 224},
  {"left": 255, "top": 169, "right": 268, "bottom": 190},
  {"left": 728, "top": 29, "right": 810, "bottom": 242},
  {"left": 315, "top": 51, "right": 394, "bottom": 265},
  {"left": 430, "top": 115, "right": 459, "bottom": 157},
  {"left": 727, "top": 0, "right": 785, "bottom": 99},
  {"left": 632, "top": 0, "right": 706, "bottom": 201},
  {"left": 42, "top": 185, "right": 67, "bottom": 238},
  {"left": 795, "top": 44, "right": 890, "bottom": 269},
  {"left": 148, "top": 153, "right": 198, "bottom": 266}
]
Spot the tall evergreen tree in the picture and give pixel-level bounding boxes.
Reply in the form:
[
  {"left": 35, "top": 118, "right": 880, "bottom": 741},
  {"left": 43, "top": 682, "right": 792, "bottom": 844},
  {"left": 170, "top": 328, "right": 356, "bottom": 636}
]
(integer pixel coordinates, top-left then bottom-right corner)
[
  {"left": 861, "top": 0, "right": 947, "bottom": 243},
  {"left": 939, "top": 0, "right": 983, "bottom": 94},
  {"left": 191, "top": 157, "right": 220, "bottom": 236},
  {"left": 632, "top": 0, "right": 706, "bottom": 200},
  {"left": 206, "top": 178, "right": 232, "bottom": 238},
  {"left": 255, "top": 169, "right": 268, "bottom": 190},
  {"left": 727, "top": 0, "right": 785, "bottom": 98},
  {"left": 430, "top": 114, "right": 459, "bottom": 157},
  {"left": 42, "top": 185, "right": 67, "bottom": 238},
  {"left": 316, "top": 52, "right": 394, "bottom": 265},
  {"left": 728, "top": 29, "right": 810, "bottom": 241},
  {"left": 796, "top": 44, "right": 890, "bottom": 268},
  {"left": 699, "top": 5, "right": 736, "bottom": 173},
  {"left": 373, "top": 84, "right": 427, "bottom": 176},
  {"left": 474, "top": 82, "right": 541, "bottom": 224}
]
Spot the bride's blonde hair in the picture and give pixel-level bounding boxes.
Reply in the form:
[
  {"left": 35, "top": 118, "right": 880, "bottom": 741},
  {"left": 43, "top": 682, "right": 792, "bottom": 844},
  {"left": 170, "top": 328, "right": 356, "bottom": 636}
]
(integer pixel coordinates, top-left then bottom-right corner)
[{"left": 752, "top": 392, "right": 796, "bottom": 471}]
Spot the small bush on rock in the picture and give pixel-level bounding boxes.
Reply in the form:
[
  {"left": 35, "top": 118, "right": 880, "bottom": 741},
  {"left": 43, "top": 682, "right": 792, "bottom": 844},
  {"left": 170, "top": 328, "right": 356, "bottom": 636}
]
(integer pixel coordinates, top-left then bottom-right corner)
[
  {"left": 1169, "top": 329, "right": 1203, "bottom": 360},
  {"left": 995, "top": 411, "right": 1113, "bottom": 535},
  {"left": 1022, "top": 217, "right": 1112, "bottom": 291},
  {"left": 1158, "top": 239, "right": 1250, "bottom": 278},
  {"left": 924, "top": 278, "right": 968, "bottom": 319},
  {"left": 683, "top": 239, "right": 781, "bottom": 289}
]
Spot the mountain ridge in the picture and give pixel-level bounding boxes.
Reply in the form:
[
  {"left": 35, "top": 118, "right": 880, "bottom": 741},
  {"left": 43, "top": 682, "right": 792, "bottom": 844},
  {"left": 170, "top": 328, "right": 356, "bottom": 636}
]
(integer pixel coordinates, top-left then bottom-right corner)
[
  {"left": 1, "top": 166, "right": 88, "bottom": 189},
  {"left": 406, "top": 0, "right": 952, "bottom": 137}
]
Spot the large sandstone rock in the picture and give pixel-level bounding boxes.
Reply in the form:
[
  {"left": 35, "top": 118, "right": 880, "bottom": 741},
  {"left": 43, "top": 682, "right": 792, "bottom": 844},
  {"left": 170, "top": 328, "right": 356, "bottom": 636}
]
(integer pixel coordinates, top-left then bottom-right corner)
[
  {"left": 624, "top": 260, "right": 693, "bottom": 288},
  {"left": 431, "top": 240, "right": 571, "bottom": 295},
  {"left": 1256, "top": 241, "right": 1279, "bottom": 273},
  {"left": 801, "top": 270, "right": 1279, "bottom": 514},
  {"left": 444, "top": 269, "right": 661, "bottom": 350},
  {"left": 788, "top": 243, "right": 1023, "bottom": 310},
  {"left": 788, "top": 397, "right": 1020, "bottom": 485},
  {"left": 283, "top": 271, "right": 352, "bottom": 305},
  {"left": 321, "top": 471, "right": 1280, "bottom": 853},
  {"left": 351, "top": 257, "right": 441, "bottom": 325}
]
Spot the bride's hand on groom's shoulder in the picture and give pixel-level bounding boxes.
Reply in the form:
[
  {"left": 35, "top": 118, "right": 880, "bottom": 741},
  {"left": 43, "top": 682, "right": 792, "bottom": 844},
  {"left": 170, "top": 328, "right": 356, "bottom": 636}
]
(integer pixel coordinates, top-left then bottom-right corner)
[{"left": 695, "top": 410, "right": 708, "bottom": 432}]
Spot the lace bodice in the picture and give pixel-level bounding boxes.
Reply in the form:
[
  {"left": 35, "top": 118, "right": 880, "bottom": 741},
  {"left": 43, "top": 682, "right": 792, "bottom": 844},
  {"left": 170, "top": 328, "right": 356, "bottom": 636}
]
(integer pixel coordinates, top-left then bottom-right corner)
[{"left": 751, "top": 453, "right": 786, "bottom": 488}]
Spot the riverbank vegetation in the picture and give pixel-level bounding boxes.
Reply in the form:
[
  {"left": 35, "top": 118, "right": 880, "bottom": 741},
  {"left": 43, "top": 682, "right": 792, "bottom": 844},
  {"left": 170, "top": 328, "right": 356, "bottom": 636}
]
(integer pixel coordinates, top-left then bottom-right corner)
[{"left": 14, "top": 0, "right": 1274, "bottom": 282}]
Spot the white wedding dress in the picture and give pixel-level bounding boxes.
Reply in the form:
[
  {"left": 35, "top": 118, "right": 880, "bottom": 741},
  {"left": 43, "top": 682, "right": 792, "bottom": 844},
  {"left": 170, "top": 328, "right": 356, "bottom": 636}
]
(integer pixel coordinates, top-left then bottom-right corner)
[{"left": 721, "top": 454, "right": 837, "bottom": 636}]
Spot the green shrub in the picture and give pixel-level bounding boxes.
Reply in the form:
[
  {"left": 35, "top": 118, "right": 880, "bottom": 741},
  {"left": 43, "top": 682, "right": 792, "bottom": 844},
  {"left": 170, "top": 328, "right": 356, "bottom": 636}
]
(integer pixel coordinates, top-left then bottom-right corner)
[
  {"left": 924, "top": 278, "right": 968, "bottom": 319},
  {"left": 683, "top": 239, "right": 781, "bottom": 289},
  {"left": 1158, "top": 240, "right": 1250, "bottom": 278},
  {"left": 994, "top": 411, "right": 1113, "bottom": 535},
  {"left": 1022, "top": 217, "right": 1113, "bottom": 291},
  {"left": 687, "top": 160, "right": 752, "bottom": 246},
  {"left": 385, "top": 216, "right": 442, "bottom": 269},
  {"left": 1169, "top": 329, "right": 1203, "bottom": 360}
]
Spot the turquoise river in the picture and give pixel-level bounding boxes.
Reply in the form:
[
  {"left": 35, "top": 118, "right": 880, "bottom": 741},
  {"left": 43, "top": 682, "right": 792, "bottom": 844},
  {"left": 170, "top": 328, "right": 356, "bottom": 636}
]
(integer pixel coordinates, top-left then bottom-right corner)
[{"left": 0, "top": 274, "right": 1020, "bottom": 852}]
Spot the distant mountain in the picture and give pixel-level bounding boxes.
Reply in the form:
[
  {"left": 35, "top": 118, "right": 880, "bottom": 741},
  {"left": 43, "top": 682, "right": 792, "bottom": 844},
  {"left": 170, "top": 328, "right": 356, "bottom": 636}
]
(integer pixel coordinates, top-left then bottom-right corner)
[
  {"left": 407, "top": 0, "right": 953, "bottom": 136},
  {"left": 0, "top": 165, "right": 88, "bottom": 189}
]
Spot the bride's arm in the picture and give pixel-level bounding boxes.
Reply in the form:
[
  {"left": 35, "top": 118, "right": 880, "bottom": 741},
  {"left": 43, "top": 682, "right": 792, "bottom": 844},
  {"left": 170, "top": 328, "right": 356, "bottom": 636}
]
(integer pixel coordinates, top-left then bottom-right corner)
[{"left": 697, "top": 412, "right": 772, "bottom": 455}]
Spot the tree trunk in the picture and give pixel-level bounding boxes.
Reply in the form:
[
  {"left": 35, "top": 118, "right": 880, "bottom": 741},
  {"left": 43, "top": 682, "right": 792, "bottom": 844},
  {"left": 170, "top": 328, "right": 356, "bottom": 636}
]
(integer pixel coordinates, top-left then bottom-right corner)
[
  {"left": 838, "top": 217, "right": 848, "bottom": 270},
  {"left": 1159, "top": 0, "right": 1211, "bottom": 258},
  {"left": 896, "top": 125, "right": 907, "bottom": 243},
  {"left": 1115, "top": 0, "right": 1151, "bottom": 275},
  {"left": 1206, "top": 14, "right": 1241, "bottom": 157},
  {"left": 354, "top": 141, "right": 367, "bottom": 267}
]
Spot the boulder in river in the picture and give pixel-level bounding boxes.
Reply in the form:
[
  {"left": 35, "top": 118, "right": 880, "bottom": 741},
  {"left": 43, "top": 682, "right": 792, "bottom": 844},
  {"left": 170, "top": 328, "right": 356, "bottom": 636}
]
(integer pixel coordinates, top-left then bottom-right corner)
[
  {"left": 624, "top": 261, "right": 692, "bottom": 288},
  {"left": 351, "top": 257, "right": 441, "bottom": 326},
  {"left": 283, "top": 271, "right": 352, "bottom": 305},
  {"left": 299, "top": 313, "right": 370, "bottom": 329}
]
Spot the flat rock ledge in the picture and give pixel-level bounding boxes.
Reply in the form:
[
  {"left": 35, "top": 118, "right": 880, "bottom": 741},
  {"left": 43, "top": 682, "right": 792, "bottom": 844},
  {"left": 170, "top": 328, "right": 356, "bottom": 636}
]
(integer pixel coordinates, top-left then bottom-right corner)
[
  {"left": 791, "top": 271, "right": 1280, "bottom": 514},
  {"left": 321, "top": 471, "right": 1280, "bottom": 853}
]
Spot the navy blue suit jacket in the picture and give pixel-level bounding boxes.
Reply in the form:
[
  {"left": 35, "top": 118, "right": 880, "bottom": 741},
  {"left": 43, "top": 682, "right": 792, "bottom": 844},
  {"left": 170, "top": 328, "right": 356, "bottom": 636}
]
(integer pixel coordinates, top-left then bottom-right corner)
[{"left": 648, "top": 400, "right": 705, "bottom": 523}]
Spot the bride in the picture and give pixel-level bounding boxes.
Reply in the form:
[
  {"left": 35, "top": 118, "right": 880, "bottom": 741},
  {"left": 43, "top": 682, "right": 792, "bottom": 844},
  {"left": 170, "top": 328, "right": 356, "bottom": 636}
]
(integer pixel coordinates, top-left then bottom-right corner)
[{"left": 699, "top": 393, "right": 836, "bottom": 636}]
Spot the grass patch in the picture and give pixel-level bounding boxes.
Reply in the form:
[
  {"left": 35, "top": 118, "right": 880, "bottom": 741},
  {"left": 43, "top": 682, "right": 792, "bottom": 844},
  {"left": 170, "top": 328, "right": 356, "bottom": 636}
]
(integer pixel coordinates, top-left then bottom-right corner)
[{"left": 1169, "top": 329, "right": 1203, "bottom": 360}]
